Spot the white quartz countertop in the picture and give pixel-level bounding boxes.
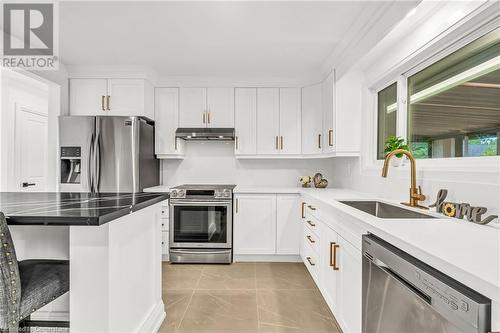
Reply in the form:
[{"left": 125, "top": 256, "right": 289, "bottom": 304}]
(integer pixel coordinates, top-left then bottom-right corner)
[
  {"left": 299, "top": 188, "right": 500, "bottom": 304},
  {"left": 144, "top": 184, "right": 500, "bottom": 302}
]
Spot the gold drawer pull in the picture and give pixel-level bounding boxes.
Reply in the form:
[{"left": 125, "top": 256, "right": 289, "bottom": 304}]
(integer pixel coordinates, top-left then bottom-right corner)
[
  {"left": 307, "top": 205, "right": 316, "bottom": 211},
  {"left": 306, "top": 256, "right": 315, "bottom": 266},
  {"left": 101, "top": 95, "right": 105, "bottom": 111},
  {"left": 306, "top": 220, "right": 315, "bottom": 227},
  {"left": 329, "top": 129, "right": 333, "bottom": 146},
  {"left": 330, "top": 242, "right": 339, "bottom": 270},
  {"left": 306, "top": 235, "right": 315, "bottom": 244},
  {"left": 301, "top": 202, "right": 306, "bottom": 218}
]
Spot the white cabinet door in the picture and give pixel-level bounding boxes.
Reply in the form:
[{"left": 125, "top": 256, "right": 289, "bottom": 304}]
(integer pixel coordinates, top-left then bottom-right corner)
[
  {"left": 321, "top": 225, "right": 340, "bottom": 314},
  {"left": 301, "top": 84, "right": 323, "bottom": 154},
  {"left": 337, "top": 236, "right": 362, "bottom": 333},
  {"left": 69, "top": 79, "right": 107, "bottom": 115},
  {"left": 256, "top": 88, "right": 280, "bottom": 154},
  {"left": 276, "top": 194, "right": 301, "bottom": 255},
  {"left": 322, "top": 72, "right": 335, "bottom": 153},
  {"left": 234, "top": 194, "right": 276, "bottom": 255},
  {"left": 179, "top": 88, "right": 206, "bottom": 127},
  {"left": 234, "top": 88, "right": 257, "bottom": 155},
  {"left": 279, "top": 88, "right": 301, "bottom": 155},
  {"left": 107, "top": 79, "right": 146, "bottom": 116},
  {"left": 207, "top": 88, "right": 234, "bottom": 128},
  {"left": 155, "top": 88, "right": 183, "bottom": 156}
]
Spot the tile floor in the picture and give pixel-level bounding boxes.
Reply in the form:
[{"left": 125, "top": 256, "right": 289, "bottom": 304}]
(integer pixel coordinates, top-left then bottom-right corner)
[{"left": 158, "top": 262, "right": 341, "bottom": 333}]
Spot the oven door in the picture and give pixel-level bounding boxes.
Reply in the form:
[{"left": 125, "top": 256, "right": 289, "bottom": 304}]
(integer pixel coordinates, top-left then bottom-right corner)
[{"left": 170, "top": 200, "right": 232, "bottom": 249}]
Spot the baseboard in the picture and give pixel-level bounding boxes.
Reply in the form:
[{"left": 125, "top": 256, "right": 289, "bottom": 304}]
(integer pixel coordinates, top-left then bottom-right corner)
[
  {"left": 234, "top": 254, "right": 301, "bottom": 262},
  {"left": 137, "top": 300, "right": 166, "bottom": 333}
]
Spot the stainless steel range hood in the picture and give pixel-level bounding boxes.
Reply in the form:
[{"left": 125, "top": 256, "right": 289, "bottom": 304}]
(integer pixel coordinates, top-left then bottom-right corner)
[{"left": 175, "top": 128, "right": 235, "bottom": 141}]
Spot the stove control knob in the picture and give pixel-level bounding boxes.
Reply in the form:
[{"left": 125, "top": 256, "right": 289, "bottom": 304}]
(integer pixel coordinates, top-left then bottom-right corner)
[
  {"left": 170, "top": 190, "right": 177, "bottom": 198},
  {"left": 177, "top": 190, "right": 186, "bottom": 198},
  {"left": 223, "top": 189, "right": 231, "bottom": 197}
]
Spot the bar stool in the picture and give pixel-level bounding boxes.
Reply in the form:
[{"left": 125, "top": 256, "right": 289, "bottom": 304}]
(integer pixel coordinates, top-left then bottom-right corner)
[{"left": 0, "top": 212, "right": 70, "bottom": 332}]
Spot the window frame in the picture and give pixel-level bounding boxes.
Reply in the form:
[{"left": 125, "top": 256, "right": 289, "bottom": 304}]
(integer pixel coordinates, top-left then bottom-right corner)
[{"left": 369, "top": 19, "right": 500, "bottom": 172}]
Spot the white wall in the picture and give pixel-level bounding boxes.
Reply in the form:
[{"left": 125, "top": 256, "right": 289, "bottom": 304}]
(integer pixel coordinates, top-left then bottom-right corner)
[
  {"left": 330, "top": 1, "right": 500, "bottom": 222},
  {"left": 160, "top": 141, "right": 336, "bottom": 188}
]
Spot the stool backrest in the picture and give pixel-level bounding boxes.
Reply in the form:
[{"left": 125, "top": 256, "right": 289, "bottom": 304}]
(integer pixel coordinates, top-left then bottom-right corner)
[{"left": 0, "top": 213, "right": 21, "bottom": 330}]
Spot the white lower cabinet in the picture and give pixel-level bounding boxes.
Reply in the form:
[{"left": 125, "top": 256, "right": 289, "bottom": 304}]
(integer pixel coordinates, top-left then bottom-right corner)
[
  {"left": 234, "top": 193, "right": 301, "bottom": 256},
  {"left": 302, "top": 198, "right": 362, "bottom": 333}
]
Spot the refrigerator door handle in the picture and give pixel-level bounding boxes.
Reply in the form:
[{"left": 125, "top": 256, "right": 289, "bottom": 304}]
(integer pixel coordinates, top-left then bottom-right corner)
[
  {"left": 95, "top": 132, "right": 101, "bottom": 192},
  {"left": 87, "top": 132, "right": 95, "bottom": 192}
]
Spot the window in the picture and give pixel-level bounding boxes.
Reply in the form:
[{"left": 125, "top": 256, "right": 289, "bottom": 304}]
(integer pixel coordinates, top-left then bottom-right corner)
[
  {"left": 377, "top": 83, "right": 398, "bottom": 159},
  {"left": 407, "top": 27, "right": 500, "bottom": 159}
]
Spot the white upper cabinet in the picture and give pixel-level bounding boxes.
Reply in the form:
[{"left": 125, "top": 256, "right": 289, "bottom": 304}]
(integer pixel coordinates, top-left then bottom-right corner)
[
  {"left": 279, "top": 88, "right": 302, "bottom": 155},
  {"left": 179, "top": 87, "right": 207, "bottom": 127},
  {"left": 301, "top": 83, "right": 323, "bottom": 154},
  {"left": 207, "top": 88, "right": 234, "bottom": 127},
  {"left": 256, "top": 88, "right": 280, "bottom": 154},
  {"left": 179, "top": 87, "right": 235, "bottom": 128},
  {"left": 335, "top": 71, "right": 362, "bottom": 154},
  {"left": 234, "top": 88, "right": 257, "bottom": 155},
  {"left": 276, "top": 194, "right": 301, "bottom": 255},
  {"left": 69, "top": 78, "right": 154, "bottom": 119},
  {"left": 69, "top": 79, "right": 107, "bottom": 116},
  {"left": 322, "top": 72, "right": 335, "bottom": 153},
  {"left": 155, "top": 88, "right": 184, "bottom": 157}
]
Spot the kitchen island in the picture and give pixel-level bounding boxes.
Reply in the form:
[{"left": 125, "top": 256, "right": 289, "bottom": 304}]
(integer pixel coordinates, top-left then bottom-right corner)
[{"left": 0, "top": 192, "right": 169, "bottom": 333}]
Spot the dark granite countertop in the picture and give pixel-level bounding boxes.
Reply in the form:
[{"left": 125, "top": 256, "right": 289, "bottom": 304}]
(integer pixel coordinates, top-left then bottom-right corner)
[{"left": 0, "top": 192, "right": 169, "bottom": 226}]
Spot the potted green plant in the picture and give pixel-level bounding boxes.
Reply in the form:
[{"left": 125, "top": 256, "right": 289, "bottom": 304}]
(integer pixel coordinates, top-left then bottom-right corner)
[{"left": 384, "top": 136, "right": 409, "bottom": 167}]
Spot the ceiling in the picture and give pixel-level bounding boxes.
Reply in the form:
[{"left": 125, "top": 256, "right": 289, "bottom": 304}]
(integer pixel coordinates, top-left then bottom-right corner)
[{"left": 59, "top": 1, "right": 419, "bottom": 80}]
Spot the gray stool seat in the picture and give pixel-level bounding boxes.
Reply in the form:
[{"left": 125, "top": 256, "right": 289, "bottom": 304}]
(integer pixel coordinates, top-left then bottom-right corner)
[{"left": 18, "top": 259, "right": 69, "bottom": 319}]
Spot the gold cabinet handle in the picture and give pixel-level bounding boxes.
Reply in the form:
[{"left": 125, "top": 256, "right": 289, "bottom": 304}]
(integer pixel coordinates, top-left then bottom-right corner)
[
  {"left": 106, "top": 95, "right": 110, "bottom": 110},
  {"left": 307, "top": 220, "right": 315, "bottom": 227},
  {"left": 208, "top": 111, "right": 211, "bottom": 124},
  {"left": 235, "top": 198, "right": 239, "bottom": 213},
  {"left": 235, "top": 136, "right": 239, "bottom": 150},
  {"left": 101, "top": 96, "right": 105, "bottom": 111},
  {"left": 301, "top": 202, "right": 306, "bottom": 218},
  {"left": 329, "top": 129, "right": 333, "bottom": 146},
  {"left": 307, "top": 205, "right": 316, "bottom": 211},
  {"left": 280, "top": 136, "right": 283, "bottom": 150},
  {"left": 330, "top": 242, "right": 339, "bottom": 270},
  {"left": 203, "top": 112, "right": 206, "bottom": 124},
  {"left": 306, "top": 256, "right": 315, "bottom": 266},
  {"left": 174, "top": 137, "right": 177, "bottom": 150},
  {"left": 318, "top": 134, "right": 322, "bottom": 149},
  {"left": 306, "top": 235, "right": 315, "bottom": 244},
  {"left": 275, "top": 136, "right": 279, "bottom": 150}
]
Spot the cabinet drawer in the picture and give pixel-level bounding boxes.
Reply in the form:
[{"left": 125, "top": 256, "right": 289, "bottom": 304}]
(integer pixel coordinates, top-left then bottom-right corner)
[
  {"left": 161, "top": 219, "right": 169, "bottom": 232},
  {"left": 304, "top": 213, "right": 320, "bottom": 238},
  {"left": 304, "top": 202, "right": 320, "bottom": 220},
  {"left": 161, "top": 204, "right": 169, "bottom": 219},
  {"left": 303, "top": 226, "right": 320, "bottom": 255},
  {"left": 303, "top": 241, "right": 319, "bottom": 282}
]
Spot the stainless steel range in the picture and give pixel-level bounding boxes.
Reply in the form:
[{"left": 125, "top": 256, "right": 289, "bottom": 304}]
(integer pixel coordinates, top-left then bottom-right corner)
[{"left": 169, "top": 184, "right": 235, "bottom": 264}]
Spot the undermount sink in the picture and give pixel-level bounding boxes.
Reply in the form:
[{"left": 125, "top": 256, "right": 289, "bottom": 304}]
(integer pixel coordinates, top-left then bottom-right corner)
[{"left": 339, "top": 201, "right": 436, "bottom": 219}]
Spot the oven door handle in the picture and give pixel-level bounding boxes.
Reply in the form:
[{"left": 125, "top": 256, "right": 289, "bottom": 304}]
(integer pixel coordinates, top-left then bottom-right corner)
[
  {"left": 170, "top": 249, "right": 231, "bottom": 255},
  {"left": 170, "top": 200, "right": 232, "bottom": 206}
]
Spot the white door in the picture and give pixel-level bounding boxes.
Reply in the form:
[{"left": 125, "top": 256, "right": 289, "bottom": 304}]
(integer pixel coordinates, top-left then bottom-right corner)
[
  {"left": 279, "top": 88, "right": 301, "bottom": 155},
  {"left": 206, "top": 88, "right": 234, "bottom": 128},
  {"left": 322, "top": 72, "right": 335, "bottom": 153},
  {"left": 337, "top": 236, "right": 362, "bottom": 333},
  {"left": 302, "top": 84, "right": 323, "bottom": 154},
  {"left": 107, "top": 79, "right": 145, "bottom": 116},
  {"left": 256, "top": 88, "right": 280, "bottom": 154},
  {"left": 276, "top": 194, "right": 301, "bottom": 255},
  {"left": 155, "top": 88, "right": 183, "bottom": 155},
  {"left": 179, "top": 88, "right": 206, "bottom": 127},
  {"left": 234, "top": 88, "right": 257, "bottom": 155},
  {"left": 234, "top": 194, "right": 276, "bottom": 255},
  {"left": 15, "top": 106, "right": 48, "bottom": 191},
  {"left": 321, "top": 225, "right": 340, "bottom": 314},
  {"left": 69, "top": 79, "right": 107, "bottom": 115}
]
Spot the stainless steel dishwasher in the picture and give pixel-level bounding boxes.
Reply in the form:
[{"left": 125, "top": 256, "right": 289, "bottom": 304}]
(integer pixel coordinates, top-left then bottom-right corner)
[{"left": 362, "top": 234, "right": 490, "bottom": 333}]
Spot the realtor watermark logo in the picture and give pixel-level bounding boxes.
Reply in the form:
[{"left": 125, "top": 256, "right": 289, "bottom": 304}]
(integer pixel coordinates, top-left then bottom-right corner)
[{"left": 2, "top": 2, "right": 58, "bottom": 70}]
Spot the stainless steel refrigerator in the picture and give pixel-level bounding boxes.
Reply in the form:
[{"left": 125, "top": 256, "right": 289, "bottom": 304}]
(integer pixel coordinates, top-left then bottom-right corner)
[{"left": 59, "top": 116, "right": 159, "bottom": 193}]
